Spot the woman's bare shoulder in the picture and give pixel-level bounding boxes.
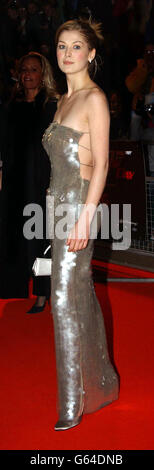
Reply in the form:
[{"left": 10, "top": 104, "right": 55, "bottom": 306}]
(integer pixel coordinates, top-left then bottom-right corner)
[
  {"left": 85, "top": 86, "right": 109, "bottom": 122},
  {"left": 87, "top": 85, "right": 108, "bottom": 107}
]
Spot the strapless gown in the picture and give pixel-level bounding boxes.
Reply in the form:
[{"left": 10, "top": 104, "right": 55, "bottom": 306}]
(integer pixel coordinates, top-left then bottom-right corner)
[{"left": 42, "top": 122, "right": 119, "bottom": 422}]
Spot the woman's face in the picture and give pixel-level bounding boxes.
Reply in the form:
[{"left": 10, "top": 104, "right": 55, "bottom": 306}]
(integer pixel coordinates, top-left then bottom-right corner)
[
  {"left": 20, "top": 57, "right": 43, "bottom": 92},
  {"left": 56, "top": 29, "right": 95, "bottom": 75}
]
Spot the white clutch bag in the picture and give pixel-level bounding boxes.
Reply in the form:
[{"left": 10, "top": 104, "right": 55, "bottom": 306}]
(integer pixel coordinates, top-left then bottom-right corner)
[{"left": 32, "top": 245, "right": 52, "bottom": 276}]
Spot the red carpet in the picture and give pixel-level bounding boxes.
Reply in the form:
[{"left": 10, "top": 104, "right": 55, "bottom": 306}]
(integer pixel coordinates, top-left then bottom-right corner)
[{"left": 0, "top": 275, "right": 154, "bottom": 450}]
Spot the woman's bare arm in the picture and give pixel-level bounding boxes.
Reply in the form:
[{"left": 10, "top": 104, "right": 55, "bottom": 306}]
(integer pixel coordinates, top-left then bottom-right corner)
[{"left": 67, "top": 89, "right": 110, "bottom": 251}]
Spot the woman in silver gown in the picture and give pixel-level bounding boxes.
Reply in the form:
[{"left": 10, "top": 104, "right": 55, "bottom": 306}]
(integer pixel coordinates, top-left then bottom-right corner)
[{"left": 42, "top": 18, "right": 119, "bottom": 431}]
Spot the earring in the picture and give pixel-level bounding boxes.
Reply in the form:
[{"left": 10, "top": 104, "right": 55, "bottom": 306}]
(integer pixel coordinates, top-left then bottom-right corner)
[{"left": 89, "top": 58, "right": 92, "bottom": 63}]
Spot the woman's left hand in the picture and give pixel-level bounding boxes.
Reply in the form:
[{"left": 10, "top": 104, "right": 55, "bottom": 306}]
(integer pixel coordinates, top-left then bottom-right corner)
[{"left": 66, "top": 216, "right": 90, "bottom": 252}]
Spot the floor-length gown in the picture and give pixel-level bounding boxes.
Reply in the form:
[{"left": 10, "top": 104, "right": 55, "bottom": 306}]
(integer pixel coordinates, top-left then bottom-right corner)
[{"left": 42, "top": 121, "right": 119, "bottom": 422}]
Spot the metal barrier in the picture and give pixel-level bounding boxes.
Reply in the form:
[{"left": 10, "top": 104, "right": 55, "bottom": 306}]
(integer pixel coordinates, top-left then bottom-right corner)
[
  {"left": 94, "top": 140, "right": 154, "bottom": 271},
  {"left": 131, "top": 140, "right": 154, "bottom": 255},
  {"left": 131, "top": 178, "right": 154, "bottom": 252}
]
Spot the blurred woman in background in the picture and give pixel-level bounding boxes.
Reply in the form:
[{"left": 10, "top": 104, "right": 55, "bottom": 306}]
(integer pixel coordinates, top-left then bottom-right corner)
[{"left": 0, "top": 52, "right": 57, "bottom": 310}]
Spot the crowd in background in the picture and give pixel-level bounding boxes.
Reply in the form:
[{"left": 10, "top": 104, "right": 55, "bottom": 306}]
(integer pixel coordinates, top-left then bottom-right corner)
[
  {"left": 0, "top": 1, "right": 153, "bottom": 102},
  {"left": 0, "top": 0, "right": 154, "bottom": 142}
]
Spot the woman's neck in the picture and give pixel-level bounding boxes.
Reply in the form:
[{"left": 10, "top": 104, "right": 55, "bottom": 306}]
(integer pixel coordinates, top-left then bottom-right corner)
[
  {"left": 66, "top": 72, "right": 94, "bottom": 98},
  {"left": 24, "top": 88, "right": 40, "bottom": 102}
]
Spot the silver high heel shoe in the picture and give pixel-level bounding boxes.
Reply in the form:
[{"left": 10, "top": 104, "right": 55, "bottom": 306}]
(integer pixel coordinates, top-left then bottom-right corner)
[{"left": 54, "top": 415, "right": 82, "bottom": 431}]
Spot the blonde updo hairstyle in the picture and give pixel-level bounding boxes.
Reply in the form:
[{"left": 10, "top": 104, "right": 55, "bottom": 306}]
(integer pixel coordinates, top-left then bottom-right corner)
[
  {"left": 55, "top": 17, "right": 104, "bottom": 78},
  {"left": 17, "top": 51, "right": 58, "bottom": 102}
]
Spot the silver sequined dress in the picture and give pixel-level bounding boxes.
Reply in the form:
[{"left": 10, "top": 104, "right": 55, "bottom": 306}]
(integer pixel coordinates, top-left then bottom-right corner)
[{"left": 42, "top": 122, "right": 119, "bottom": 421}]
